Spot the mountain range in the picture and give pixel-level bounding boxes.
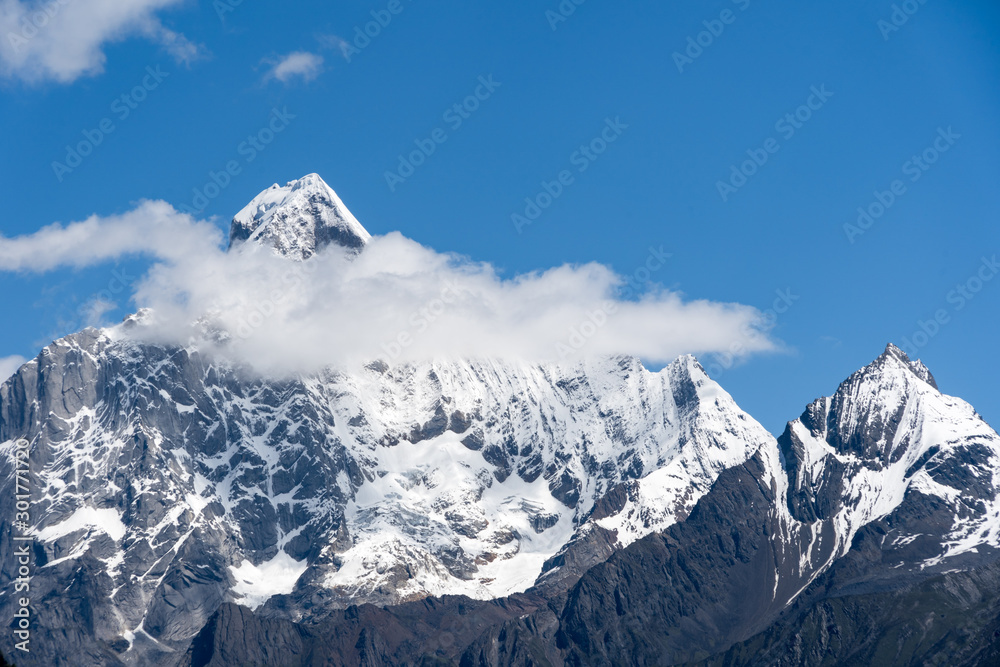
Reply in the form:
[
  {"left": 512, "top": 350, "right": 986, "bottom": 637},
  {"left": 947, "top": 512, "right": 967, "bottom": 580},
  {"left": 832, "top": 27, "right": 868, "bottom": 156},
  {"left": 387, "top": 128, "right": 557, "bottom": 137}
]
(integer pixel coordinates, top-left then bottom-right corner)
[{"left": 1, "top": 175, "right": 998, "bottom": 666}]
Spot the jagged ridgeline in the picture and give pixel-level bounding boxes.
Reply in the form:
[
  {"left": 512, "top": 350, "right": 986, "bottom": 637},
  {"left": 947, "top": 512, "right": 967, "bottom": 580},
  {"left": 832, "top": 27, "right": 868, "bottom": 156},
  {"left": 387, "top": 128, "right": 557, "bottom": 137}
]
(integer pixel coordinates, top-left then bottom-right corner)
[{"left": 1, "top": 175, "right": 999, "bottom": 666}]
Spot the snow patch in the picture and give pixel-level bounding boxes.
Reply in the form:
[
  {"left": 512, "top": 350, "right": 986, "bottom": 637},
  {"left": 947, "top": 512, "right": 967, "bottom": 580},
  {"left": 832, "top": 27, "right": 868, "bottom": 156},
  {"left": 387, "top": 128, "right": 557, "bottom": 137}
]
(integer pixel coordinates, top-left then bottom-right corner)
[
  {"left": 230, "top": 551, "right": 308, "bottom": 610},
  {"left": 37, "top": 507, "right": 127, "bottom": 542}
]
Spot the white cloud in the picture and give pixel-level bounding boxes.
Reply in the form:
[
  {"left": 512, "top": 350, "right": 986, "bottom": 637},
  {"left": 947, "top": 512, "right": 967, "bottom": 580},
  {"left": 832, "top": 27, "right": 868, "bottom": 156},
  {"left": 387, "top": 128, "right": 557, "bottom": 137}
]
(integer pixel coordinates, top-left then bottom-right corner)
[
  {"left": 0, "top": 203, "right": 781, "bottom": 377},
  {"left": 0, "top": 200, "right": 223, "bottom": 271},
  {"left": 0, "top": 355, "right": 27, "bottom": 382},
  {"left": 0, "top": 0, "right": 200, "bottom": 84},
  {"left": 262, "top": 51, "right": 323, "bottom": 84}
]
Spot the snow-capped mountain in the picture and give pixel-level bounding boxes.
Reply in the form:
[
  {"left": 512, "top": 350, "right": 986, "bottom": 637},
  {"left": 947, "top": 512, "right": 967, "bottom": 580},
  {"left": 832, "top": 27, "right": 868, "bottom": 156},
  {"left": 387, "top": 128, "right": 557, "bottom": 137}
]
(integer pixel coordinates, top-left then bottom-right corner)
[
  {"left": 0, "top": 327, "right": 773, "bottom": 665},
  {"left": 0, "top": 177, "right": 776, "bottom": 665},
  {"left": 454, "top": 345, "right": 1000, "bottom": 666},
  {"left": 778, "top": 342, "right": 1000, "bottom": 571},
  {"left": 228, "top": 173, "right": 370, "bottom": 259},
  {"left": 1, "top": 175, "right": 998, "bottom": 666}
]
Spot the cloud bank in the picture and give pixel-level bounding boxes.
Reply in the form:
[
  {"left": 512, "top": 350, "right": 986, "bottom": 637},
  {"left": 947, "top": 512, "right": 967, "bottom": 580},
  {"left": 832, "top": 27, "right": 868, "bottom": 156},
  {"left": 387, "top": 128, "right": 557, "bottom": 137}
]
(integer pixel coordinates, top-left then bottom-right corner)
[
  {"left": 0, "top": 0, "right": 198, "bottom": 83},
  {"left": 0, "top": 202, "right": 780, "bottom": 375}
]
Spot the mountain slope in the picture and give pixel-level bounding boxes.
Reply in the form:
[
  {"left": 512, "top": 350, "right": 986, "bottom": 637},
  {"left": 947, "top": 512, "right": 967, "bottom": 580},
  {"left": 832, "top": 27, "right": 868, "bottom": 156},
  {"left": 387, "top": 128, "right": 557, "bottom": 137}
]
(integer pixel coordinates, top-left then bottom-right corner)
[
  {"left": 459, "top": 346, "right": 1000, "bottom": 665},
  {"left": 702, "top": 544, "right": 1000, "bottom": 666}
]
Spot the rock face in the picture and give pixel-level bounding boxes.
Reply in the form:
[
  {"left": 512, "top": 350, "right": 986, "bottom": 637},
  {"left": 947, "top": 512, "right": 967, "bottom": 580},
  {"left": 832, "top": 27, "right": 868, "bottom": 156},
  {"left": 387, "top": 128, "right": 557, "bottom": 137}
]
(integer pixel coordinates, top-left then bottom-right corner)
[
  {"left": 705, "top": 558, "right": 1000, "bottom": 667},
  {"left": 1, "top": 176, "right": 999, "bottom": 666}
]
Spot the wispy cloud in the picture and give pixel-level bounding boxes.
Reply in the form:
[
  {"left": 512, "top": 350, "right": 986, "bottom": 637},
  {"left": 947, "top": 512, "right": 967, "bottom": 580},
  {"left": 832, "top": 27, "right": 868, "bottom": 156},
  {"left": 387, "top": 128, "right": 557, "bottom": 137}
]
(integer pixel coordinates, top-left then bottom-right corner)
[
  {"left": 318, "top": 34, "right": 351, "bottom": 60},
  {"left": 262, "top": 51, "right": 323, "bottom": 84},
  {"left": 0, "top": 355, "right": 27, "bottom": 382},
  {"left": 0, "top": 201, "right": 781, "bottom": 376},
  {"left": 0, "top": 0, "right": 201, "bottom": 84},
  {"left": 819, "top": 335, "right": 843, "bottom": 349},
  {"left": 80, "top": 296, "right": 118, "bottom": 327}
]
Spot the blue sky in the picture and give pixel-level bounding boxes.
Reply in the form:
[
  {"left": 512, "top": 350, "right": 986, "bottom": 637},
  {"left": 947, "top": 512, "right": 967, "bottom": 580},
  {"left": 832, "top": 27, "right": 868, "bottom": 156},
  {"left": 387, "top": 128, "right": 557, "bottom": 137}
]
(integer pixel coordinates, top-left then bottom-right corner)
[{"left": 1, "top": 0, "right": 998, "bottom": 433}]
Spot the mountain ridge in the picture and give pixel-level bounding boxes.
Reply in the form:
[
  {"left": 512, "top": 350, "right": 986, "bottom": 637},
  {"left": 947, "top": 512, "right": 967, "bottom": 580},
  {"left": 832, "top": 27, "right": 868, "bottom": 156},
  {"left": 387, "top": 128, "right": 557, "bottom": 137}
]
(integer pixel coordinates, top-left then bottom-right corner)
[{"left": 0, "top": 176, "right": 997, "bottom": 665}]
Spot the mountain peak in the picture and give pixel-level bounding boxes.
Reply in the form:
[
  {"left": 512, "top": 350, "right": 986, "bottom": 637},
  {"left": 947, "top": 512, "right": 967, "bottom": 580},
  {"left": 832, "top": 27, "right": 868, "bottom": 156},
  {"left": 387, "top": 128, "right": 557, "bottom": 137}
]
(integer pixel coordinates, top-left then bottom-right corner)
[
  {"left": 876, "top": 342, "right": 937, "bottom": 389},
  {"left": 881, "top": 341, "right": 908, "bottom": 359},
  {"left": 228, "top": 173, "right": 371, "bottom": 260}
]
